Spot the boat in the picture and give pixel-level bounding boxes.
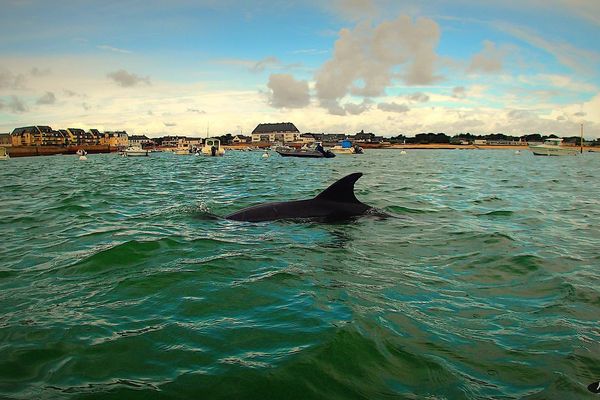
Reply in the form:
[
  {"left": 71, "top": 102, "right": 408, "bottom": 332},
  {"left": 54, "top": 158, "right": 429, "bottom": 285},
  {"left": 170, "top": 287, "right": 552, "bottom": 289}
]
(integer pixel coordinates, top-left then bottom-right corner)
[
  {"left": 201, "top": 138, "right": 225, "bottom": 156},
  {"left": 277, "top": 142, "right": 335, "bottom": 158},
  {"left": 0, "top": 147, "right": 9, "bottom": 160},
  {"left": 330, "top": 139, "right": 363, "bottom": 155},
  {"left": 174, "top": 147, "right": 191, "bottom": 155},
  {"left": 529, "top": 138, "right": 579, "bottom": 156},
  {"left": 124, "top": 146, "right": 149, "bottom": 157}
]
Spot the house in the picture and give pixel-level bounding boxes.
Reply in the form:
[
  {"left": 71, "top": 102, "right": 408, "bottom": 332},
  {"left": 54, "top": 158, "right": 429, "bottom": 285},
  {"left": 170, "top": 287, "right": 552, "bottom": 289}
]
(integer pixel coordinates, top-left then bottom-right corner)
[
  {"left": 299, "top": 133, "right": 316, "bottom": 144},
  {"left": 251, "top": 122, "right": 300, "bottom": 143},
  {"left": 129, "top": 135, "right": 151, "bottom": 147},
  {"left": 232, "top": 135, "right": 251, "bottom": 144},
  {"left": 322, "top": 133, "right": 346, "bottom": 144},
  {"left": 64, "top": 128, "right": 96, "bottom": 145},
  {"left": 101, "top": 131, "right": 129, "bottom": 148},
  {"left": 186, "top": 137, "right": 203, "bottom": 148},
  {"left": 88, "top": 129, "right": 102, "bottom": 144},
  {"left": 161, "top": 136, "right": 187, "bottom": 148},
  {"left": 352, "top": 130, "right": 376, "bottom": 143},
  {"left": 0, "top": 133, "right": 10, "bottom": 146},
  {"left": 10, "top": 126, "right": 64, "bottom": 146}
]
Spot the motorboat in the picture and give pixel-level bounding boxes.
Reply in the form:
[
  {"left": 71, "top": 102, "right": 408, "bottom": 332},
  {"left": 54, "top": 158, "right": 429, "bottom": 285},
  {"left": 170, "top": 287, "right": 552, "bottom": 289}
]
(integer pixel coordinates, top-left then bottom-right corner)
[
  {"left": 277, "top": 142, "right": 335, "bottom": 158},
  {"left": 174, "top": 147, "right": 191, "bottom": 155},
  {"left": 124, "top": 146, "right": 149, "bottom": 157},
  {"left": 201, "top": 138, "right": 225, "bottom": 156},
  {"left": 529, "top": 138, "right": 579, "bottom": 156},
  {"left": 330, "top": 139, "right": 363, "bottom": 155},
  {"left": 0, "top": 147, "right": 9, "bottom": 160}
]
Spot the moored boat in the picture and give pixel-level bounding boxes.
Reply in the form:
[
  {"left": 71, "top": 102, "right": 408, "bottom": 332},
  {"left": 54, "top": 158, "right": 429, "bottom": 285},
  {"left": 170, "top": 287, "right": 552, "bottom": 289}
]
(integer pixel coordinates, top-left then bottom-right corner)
[
  {"left": 0, "top": 147, "right": 10, "bottom": 160},
  {"left": 277, "top": 142, "right": 335, "bottom": 158},
  {"left": 529, "top": 138, "right": 579, "bottom": 156},
  {"left": 201, "top": 138, "right": 225, "bottom": 156},
  {"left": 330, "top": 139, "right": 363, "bottom": 155},
  {"left": 124, "top": 146, "right": 149, "bottom": 157}
]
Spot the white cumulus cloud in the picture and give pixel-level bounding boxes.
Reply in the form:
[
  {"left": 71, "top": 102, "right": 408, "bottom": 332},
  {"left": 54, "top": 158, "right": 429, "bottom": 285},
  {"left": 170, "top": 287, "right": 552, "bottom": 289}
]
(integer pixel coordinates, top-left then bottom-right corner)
[
  {"left": 267, "top": 73, "right": 310, "bottom": 108},
  {"left": 315, "top": 15, "right": 441, "bottom": 115}
]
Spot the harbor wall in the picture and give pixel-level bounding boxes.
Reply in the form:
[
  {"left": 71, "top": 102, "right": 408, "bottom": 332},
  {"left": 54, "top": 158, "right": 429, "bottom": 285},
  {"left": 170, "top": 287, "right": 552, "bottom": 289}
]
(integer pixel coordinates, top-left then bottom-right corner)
[{"left": 6, "top": 145, "right": 118, "bottom": 158}]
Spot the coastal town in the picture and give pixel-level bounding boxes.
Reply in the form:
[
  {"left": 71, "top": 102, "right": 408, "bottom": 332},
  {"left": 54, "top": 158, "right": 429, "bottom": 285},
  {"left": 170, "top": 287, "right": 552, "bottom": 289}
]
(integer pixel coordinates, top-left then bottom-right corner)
[{"left": 0, "top": 121, "right": 598, "bottom": 158}]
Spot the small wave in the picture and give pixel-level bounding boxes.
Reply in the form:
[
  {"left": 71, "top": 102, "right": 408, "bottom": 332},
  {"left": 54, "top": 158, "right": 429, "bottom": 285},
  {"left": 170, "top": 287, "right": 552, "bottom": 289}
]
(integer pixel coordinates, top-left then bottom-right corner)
[
  {"left": 385, "top": 205, "right": 437, "bottom": 214},
  {"left": 477, "top": 210, "right": 515, "bottom": 217},
  {"left": 62, "top": 238, "right": 184, "bottom": 275}
]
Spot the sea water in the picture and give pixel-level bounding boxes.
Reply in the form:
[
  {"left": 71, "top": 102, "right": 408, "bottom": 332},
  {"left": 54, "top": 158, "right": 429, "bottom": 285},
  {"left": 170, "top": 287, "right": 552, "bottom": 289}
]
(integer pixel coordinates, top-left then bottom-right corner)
[{"left": 1, "top": 149, "right": 599, "bottom": 399}]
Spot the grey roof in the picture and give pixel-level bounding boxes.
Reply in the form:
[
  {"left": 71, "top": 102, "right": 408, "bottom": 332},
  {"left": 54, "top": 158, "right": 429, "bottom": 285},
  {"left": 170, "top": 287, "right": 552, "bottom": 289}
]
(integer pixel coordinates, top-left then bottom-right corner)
[
  {"left": 11, "top": 126, "right": 53, "bottom": 135},
  {"left": 252, "top": 122, "right": 299, "bottom": 134},
  {"left": 129, "top": 135, "right": 150, "bottom": 141}
]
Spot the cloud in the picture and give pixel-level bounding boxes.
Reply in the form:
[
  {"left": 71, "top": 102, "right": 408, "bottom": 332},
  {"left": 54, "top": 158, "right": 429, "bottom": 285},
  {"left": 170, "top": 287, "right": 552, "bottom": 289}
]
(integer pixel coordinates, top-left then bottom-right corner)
[
  {"left": 0, "top": 68, "right": 26, "bottom": 89},
  {"left": 266, "top": 73, "right": 310, "bottom": 108},
  {"left": 315, "top": 15, "right": 441, "bottom": 115},
  {"left": 326, "top": 0, "right": 378, "bottom": 20},
  {"left": 187, "top": 108, "right": 206, "bottom": 114},
  {"left": 30, "top": 67, "right": 51, "bottom": 76},
  {"left": 377, "top": 102, "right": 410, "bottom": 113},
  {"left": 468, "top": 40, "right": 504, "bottom": 73},
  {"left": 36, "top": 91, "right": 57, "bottom": 105},
  {"left": 82, "top": 102, "right": 92, "bottom": 111},
  {"left": 107, "top": 69, "right": 151, "bottom": 87},
  {"left": 345, "top": 100, "right": 371, "bottom": 115},
  {"left": 407, "top": 92, "right": 429, "bottom": 102},
  {"left": 97, "top": 45, "right": 132, "bottom": 54},
  {"left": 7, "top": 96, "right": 28, "bottom": 113},
  {"left": 251, "top": 56, "right": 280, "bottom": 73},
  {"left": 574, "top": 111, "right": 586, "bottom": 117},
  {"left": 507, "top": 109, "right": 535, "bottom": 119},
  {"left": 452, "top": 86, "right": 466, "bottom": 99},
  {"left": 495, "top": 22, "right": 600, "bottom": 74},
  {"left": 164, "top": 122, "right": 177, "bottom": 127}
]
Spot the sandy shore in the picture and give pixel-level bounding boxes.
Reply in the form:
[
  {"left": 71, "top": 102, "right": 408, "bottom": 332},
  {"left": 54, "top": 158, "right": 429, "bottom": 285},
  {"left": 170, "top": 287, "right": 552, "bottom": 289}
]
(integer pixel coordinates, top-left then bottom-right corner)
[{"left": 224, "top": 143, "right": 598, "bottom": 152}]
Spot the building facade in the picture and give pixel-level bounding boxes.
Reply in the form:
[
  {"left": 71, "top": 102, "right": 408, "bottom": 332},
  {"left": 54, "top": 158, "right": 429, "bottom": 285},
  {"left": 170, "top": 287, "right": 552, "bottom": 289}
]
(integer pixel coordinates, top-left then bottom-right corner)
[
  {"left": 64, "top": 128, "right": 96, "bottom": 145},
  {"left": 101, "top": 131, "right": 129, "bottom": 147},
  {"left": 251, "top": 122, "right": 300, "bottom": 143},
  {"left": 11, "top": 126, "right": 65, "bottom": 146}
]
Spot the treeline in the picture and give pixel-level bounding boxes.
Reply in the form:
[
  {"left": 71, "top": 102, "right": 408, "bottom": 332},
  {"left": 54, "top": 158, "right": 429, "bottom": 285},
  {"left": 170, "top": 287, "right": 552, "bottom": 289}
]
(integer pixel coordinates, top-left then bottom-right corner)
[{"left": 388, "top": 133, "right": 598, "bottom": 145}]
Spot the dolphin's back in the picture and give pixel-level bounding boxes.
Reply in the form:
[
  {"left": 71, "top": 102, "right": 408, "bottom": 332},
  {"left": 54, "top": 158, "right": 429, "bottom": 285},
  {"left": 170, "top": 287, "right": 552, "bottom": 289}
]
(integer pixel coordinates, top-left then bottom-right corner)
[{"left": 225, "top": 173, "right": 370, "bottom": 222}]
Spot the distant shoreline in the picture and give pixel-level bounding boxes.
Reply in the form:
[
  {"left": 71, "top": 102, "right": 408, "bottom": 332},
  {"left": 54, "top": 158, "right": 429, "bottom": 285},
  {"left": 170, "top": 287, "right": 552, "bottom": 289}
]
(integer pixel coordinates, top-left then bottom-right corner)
[{"left": 225, "top": 143, "right": 599, "bottom": 152}]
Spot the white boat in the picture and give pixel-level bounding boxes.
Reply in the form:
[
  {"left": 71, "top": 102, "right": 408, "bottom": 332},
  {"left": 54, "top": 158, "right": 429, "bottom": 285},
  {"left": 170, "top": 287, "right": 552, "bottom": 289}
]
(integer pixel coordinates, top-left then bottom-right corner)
[
  {"left": 0, "top": 147, "right": 9, "bottom": 160},
  {"left": 201, "top": 138, "right": 225, "bottom": 156},
  {"left": 529, "top": 138, "right": 579, "bottom": 156},
  {"left": 124, "top": 146, "right": 149, "bottom": 157},
  {"left": 330, "top": 139, "right": 363, "bottom": 155}
]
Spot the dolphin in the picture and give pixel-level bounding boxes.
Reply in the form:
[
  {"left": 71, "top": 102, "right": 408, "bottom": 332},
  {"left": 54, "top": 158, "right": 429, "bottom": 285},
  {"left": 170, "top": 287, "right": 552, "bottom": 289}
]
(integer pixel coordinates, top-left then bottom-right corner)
[{"left": 225, "top": 172, "right": 371, "bottom": 222}]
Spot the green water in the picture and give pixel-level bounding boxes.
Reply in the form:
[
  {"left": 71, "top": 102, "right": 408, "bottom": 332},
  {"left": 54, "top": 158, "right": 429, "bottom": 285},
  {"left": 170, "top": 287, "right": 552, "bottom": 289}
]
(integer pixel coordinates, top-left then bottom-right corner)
[{"left": 1, "top": 150, "right": 599, "bottom": 399}]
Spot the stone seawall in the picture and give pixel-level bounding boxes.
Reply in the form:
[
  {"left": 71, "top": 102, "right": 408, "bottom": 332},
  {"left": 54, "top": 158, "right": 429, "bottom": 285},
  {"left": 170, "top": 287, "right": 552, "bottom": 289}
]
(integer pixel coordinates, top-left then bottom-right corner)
[{"left": 6, "top": 145, "right": 118, "bottom": 158}]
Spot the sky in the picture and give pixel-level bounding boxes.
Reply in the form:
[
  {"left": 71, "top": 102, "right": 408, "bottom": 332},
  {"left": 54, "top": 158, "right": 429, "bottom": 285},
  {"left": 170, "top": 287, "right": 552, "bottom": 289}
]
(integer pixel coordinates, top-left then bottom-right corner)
[{"left": 1, "top": 0, "right": 599, "bottom": 138}]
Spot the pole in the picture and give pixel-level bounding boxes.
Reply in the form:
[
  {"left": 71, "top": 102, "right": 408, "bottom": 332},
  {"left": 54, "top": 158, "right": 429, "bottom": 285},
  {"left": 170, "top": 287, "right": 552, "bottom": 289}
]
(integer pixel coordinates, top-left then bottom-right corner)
[{"left": 580, "top": 123, "right": 583, "bottom": 154}]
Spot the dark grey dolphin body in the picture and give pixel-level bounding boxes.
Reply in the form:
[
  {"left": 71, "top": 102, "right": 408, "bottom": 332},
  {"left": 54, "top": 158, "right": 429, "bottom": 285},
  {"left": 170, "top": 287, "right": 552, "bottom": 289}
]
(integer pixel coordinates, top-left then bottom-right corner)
[{"left": 225, "top": 173, "right": 371, "bottom": 222}]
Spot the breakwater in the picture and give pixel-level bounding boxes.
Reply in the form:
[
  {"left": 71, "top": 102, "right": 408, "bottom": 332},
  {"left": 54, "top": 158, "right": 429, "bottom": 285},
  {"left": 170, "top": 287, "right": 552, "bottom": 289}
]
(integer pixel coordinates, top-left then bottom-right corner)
[{"left": 6, "top": 145, "right": 118, "bottom": 158}]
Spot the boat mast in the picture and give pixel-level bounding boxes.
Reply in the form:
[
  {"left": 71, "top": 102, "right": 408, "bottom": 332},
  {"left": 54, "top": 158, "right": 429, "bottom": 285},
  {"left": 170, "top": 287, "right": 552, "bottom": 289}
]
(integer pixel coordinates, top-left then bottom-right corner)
[{"left": 580, "top": 123, "right": 584, "bottom": 154}]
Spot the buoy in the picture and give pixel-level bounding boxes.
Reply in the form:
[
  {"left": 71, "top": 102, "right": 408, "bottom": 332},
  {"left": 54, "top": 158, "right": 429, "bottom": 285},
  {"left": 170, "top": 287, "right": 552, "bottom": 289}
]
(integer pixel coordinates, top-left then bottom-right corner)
[
  {"left": 515, "top": 150, "right": 521, "bottom": 155},
  {"left": 79, "top": 155, "right": 87, "bottom": 161},
  {"left": 400, "top": 150, "right": 407, "bottom": 155},
  {"left": 262, "top": 153, "right": 269, "bottom": 158}
]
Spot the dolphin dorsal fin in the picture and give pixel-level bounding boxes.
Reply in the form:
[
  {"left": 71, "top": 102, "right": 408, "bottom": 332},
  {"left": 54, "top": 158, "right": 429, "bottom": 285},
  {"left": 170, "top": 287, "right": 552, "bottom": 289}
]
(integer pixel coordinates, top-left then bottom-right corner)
[{"left": 315, "top": 173, "right": 363, "bottom": 203}]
